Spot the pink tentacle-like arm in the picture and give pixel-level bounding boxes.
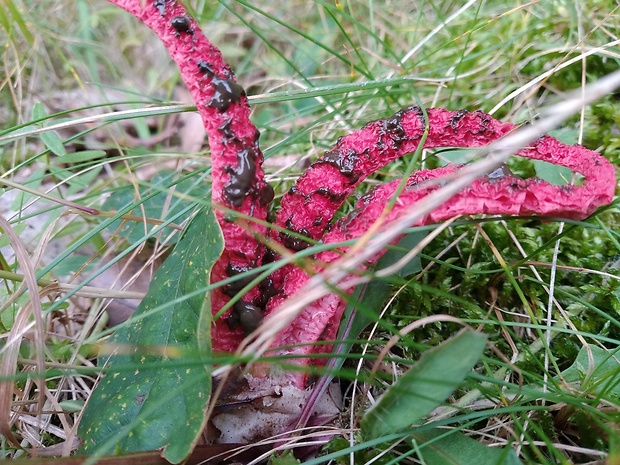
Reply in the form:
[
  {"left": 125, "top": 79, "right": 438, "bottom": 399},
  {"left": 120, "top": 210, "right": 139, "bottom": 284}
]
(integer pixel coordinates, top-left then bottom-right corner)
[
  {"left": 272, "top": 107, "right": 514, "bottom": 249},
  {"left": 266, "top": 108, "right": 514, "bottom": 303},
  {"left": 266, "top": 112, "right": 615, "bottom": 387},
  {"left": 109, "top": 0, "right": 273, "bottom": 351}
]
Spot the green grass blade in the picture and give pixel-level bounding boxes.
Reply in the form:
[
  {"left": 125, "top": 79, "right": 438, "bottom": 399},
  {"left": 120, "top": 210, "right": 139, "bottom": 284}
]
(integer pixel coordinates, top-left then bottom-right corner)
[{"left": 3, "top": 0, "right": 34, "bottom": 45}]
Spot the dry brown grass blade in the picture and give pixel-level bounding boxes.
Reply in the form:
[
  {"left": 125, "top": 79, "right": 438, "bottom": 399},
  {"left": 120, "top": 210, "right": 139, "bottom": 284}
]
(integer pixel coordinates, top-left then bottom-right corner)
[
  {"left": 11, "top": 443, "right": 264, "bottom": 464},
  {"left": 0, "top": 270, "right": 145, "bottom": 300},
  {"left": 0, "top": 179, "right": 98, "bottom": 215},
  {"left": 0, "top": 215, "right": 46, "bottom": 446}
]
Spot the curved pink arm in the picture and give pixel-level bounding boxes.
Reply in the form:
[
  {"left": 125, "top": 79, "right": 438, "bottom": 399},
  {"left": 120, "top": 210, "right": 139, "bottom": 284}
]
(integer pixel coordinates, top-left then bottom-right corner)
[
  {"left": 272, "top": 108, "right": 513, "bottom": 247},
  {"left": 110, "top": 0, "right": 274, "bottom": 350},
  {"left": 266, "top": 110, "right": 615, "bottom": 387}
]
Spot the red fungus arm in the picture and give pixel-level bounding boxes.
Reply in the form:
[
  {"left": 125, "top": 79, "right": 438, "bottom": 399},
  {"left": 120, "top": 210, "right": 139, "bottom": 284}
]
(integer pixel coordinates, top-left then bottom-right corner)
[
  {"left": 272, "top": 107, "right": 513, "bottom": 249},
  {"left": 268, "top": 107, "right": 614, "bottom": 306},
  {"left": 109, "top": 0, "right": 273, "bottom": 351},
  {"left": 265, "top": 111, "right": 615, "bottom": 387},
  {"left": 267, "top": 108, "right": 514, "bottom": 297}
]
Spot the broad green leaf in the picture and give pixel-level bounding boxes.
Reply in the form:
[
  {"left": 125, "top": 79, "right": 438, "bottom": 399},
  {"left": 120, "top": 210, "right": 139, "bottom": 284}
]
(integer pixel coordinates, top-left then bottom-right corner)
[
  {"left": 33, "top": 102, "right": 67, "bottom": 156},
  {"left": 78, "top": 207, "right": 224, "bottom": 464},
  {"left": 559, "top": 344, "right": 620, "bottom": 400},
  {"left": 411, "top": 428, "right": 522, "bottom": 465},
  {"left": 532, "top": 129, "right": 579, "bottom": 185},
  {"left": 103, "top": 171, "right": 206, "bottom": 245},
  {"left": 548, "top": 127, "right": 579, "bottom": 145},
  {"left": 48, "top": 163, "right": 103, "bottom": 195},
  {"left": 361, "top": 330, "right": 487, "bottom": 441},
  {"left": 436, "top": 147, "right": 478, "bottom": 166}
]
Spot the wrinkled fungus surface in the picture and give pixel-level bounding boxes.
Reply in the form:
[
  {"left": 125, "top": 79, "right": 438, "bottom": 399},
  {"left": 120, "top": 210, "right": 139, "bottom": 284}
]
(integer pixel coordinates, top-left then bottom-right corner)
[{"left": 110, "top": 0, "right": 616, "bottom": 442}]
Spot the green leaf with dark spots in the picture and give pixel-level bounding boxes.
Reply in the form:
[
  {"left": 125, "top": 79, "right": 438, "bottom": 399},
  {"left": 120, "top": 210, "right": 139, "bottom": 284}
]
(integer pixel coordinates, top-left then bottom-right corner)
[
  {"left": 78, "top": 207, "right": 223, "bottom": 464},
  {"left": 361, "top": 330, "right": 487, "bottom": 441}
]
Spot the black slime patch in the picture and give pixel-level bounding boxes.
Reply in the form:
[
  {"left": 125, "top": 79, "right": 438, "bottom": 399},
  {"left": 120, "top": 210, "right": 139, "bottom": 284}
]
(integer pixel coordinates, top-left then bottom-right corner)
[
  {"left": 313, "top": 215, "right": 324, "bottom": 227},
  {"left": 404, "top": 105, "right": 425, "bottom": 126},
  {"left": 470, "top": 110, "right": 492, "bottom": 135},
  {"left": 313, "top": 187, "right": 347, "bottom": 203},
  {"left": 218, "top": 118, "right": 235, "bottom": 141},
  {"left": 223, "top": 263, "right": 255, "bottom": 297},
  {"left": 207, "top": 77, "right": 245, "bottom": 112},
  {"left": 382, "top": 110, "right": 408, "bottom": 148},
  {"left": 256, "top": 183, "right": 275, "bottom": 206},
  {"left": 282, "top": 217, "right": 313, "bottom": 251},
  {"left": 257, "top": 276, "right": 279, "bottom": 308},
  {"left": 196, "top": 60, "right": 215, "bottom": 77},
  {"left": 316, "top": 148, "right": 360, "bottom": 182},
  {"left": 449, "top": 109, "right": 469, "bottom": 132},
  {"left": 223, "top": 147, "right": 258, "bottom": 207},
  {"left": 171, "top": 15, "right": 192, "bottom": 34},
  {"left": 335, "top": 206, "right": 362, "bottom": 232},
  {"left": 230, "top": 301, "right": 264, "bottom": 336},
  {"left": 154, "top": 0, "right": 168, "bottom": 15}
]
